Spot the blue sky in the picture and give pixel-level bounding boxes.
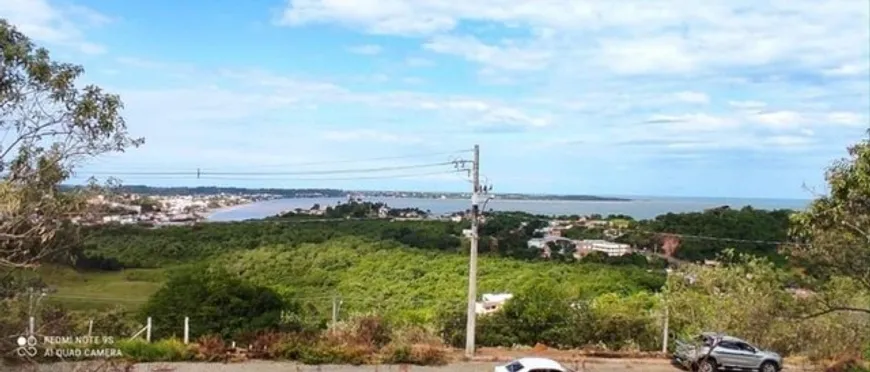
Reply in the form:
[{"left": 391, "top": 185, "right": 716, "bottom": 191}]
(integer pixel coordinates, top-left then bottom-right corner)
[{"left": 2, "top": 0, "right": 868, "bottom": 199}]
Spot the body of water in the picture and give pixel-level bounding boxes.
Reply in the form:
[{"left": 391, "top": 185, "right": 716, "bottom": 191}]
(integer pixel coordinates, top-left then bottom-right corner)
[{"left": 206, "top": 196, "right": 811, "bottom": 222}]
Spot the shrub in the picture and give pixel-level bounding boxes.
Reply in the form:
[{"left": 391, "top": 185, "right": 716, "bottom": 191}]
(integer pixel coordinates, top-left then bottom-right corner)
[
  {"left": 380, "top": 343, "right": 448, "bottom": 365},
  {"left": 240, "top": 331, "right": 285, "bottom": 359},
  {"left": 116, "top": 338, "right": 191, "bottom": 362},
  {"left": 192, "top": 334, "right": 227, "bottom": 362},
  {"left": 140, "top": 264, "right": 289, "bottom": 340},
  {"left": 380, "top": 325, "right": 448, "bottom": 366},
  {"left": 296, "top": 342, "right": 371, "bottom": 365}
]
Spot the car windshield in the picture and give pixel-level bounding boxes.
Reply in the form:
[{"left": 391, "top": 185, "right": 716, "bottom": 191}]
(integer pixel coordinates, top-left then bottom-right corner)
[{"left": 505, "top": 361, "right": 524, "bottom": 372}]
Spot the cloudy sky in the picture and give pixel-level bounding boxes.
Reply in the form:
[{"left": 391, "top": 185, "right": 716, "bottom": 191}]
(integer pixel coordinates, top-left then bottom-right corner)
[{"left": 2, "top": 0, "right": 868, "bottom": 198}]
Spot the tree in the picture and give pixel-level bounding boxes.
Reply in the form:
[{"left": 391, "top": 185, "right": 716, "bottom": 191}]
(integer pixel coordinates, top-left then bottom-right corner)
[
  {"left": 788, "top": 133, "right": 870, "bottom": 316},
  {"left": 0, "top": 20, "right": 143, "bottom": 269},
  {"left": 141, "top": 264, "right": 290, "bottom": 340}
]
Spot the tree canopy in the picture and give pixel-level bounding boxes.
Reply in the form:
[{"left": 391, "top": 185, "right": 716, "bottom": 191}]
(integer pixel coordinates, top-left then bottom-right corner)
[
  {"left": 0, "top": 20, "right": 143, "bottom": 269},
  {"left": 788, "top": 133, "right": 870, "bottom": 316},
  {"left": 140, "top": 264, "right": 290, "bottom": 340}
]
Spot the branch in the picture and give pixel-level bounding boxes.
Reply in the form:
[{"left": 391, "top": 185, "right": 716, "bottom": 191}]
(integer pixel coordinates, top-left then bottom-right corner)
[
  {"left": 801, "top": 305, "right": 870, "bottom": 320},
  {"left": 841, "top": 220, "right": 870, "bottom": 244}
]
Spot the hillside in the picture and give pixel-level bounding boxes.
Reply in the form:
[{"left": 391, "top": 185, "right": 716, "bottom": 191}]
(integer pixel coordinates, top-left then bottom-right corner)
[{"left": 215, "top": 237, "right": 665, "bottom": 323}]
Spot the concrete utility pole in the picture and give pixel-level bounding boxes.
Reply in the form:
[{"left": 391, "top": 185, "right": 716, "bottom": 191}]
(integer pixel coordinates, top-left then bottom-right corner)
[
  {"left": 662, "top": 268, "right": 672, "bottom": 353},
  {"left": 465, "top": 144, "right": 480, "bottom": 358}
]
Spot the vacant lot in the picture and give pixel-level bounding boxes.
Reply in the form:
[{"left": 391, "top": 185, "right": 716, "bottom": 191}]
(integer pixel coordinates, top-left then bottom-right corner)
[{"left": 28, "top": 266, "right": 163, "bottom": 311}]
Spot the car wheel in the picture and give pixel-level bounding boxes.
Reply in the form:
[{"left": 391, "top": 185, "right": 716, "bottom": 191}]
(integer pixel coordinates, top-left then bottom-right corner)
[
  {"left": 696, "top": 359, "right": 717, "bottom": 372},
  {"left": 759, "top": 361, "right": 777, "bottom": 372}
]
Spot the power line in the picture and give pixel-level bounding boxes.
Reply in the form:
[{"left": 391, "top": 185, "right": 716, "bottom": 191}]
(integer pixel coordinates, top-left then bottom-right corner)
[
  {"left": 230, "top": 149, "right": 473, "bottom": 168},
  {"left": 78, "top": 161, "right": 457, "bottom": 177},
  {"left": 78, "top": 149, "right": 473, "bottom": 173},
  {"left": 105, "top": 170, "right": 467, "bottom": 182}
]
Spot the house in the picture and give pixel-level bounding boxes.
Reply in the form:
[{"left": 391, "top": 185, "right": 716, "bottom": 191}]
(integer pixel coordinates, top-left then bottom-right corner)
[
  {"left": 576, "top": 240, "right": 631, "bottom": 257},
  {"left": 475, "top": 293, "right": 513, "bottom": 315},
  {"left": 378, "top": 205, "right": 390, "bottom": 218},
  {"left": 527, "top": 238, "right": 547, "bottom": 250}
]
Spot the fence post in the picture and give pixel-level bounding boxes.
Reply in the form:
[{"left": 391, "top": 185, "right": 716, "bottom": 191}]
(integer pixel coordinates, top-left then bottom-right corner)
[
  {"left": 183, "top": 317, "right": 189, "bottom": 344},
  {"left": 87, "top": 319, "right": 93, "bottom": 337},
  {"left": 146, "top": 317, "right": 152, "bottom": 343},
  {"left": 28, "top": 317, "right": 34, "bottom": 336}
]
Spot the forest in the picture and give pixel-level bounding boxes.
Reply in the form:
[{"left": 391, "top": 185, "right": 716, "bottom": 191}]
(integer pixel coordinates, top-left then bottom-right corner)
[{"left": 75, "top": 204, "right": 795, "bottom": 270}]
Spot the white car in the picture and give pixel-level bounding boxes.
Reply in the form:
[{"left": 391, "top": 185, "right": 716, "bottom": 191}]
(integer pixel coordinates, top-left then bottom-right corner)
[{"left": 494, "top": 357, "right": 576, "bottom": 372}]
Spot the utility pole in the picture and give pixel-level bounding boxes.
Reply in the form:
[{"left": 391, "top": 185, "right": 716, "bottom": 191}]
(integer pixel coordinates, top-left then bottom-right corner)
[
  {"left": 662, "top": 268, "right": 672, "bottom": 353},
  {"left": 331, "top": 295, "right": 340, "bottom": 330},
  {"left": 464, "top": 144, "right": 480, "bottom": 358}
]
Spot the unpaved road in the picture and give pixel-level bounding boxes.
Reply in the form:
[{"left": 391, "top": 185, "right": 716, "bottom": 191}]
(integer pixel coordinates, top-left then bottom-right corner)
[{"left": 6, "top": 359, "right": 821, "bottom": 372}]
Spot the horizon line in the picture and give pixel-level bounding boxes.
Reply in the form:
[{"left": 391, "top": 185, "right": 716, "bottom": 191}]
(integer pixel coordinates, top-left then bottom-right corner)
[{"left": 60, "top": 183, "right": 814, "bottom": 202}]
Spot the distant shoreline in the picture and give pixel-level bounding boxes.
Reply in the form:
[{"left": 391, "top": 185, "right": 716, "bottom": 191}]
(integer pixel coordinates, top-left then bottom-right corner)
[{"left": 60, "top": 184, "right": 632, "bottom": 202}]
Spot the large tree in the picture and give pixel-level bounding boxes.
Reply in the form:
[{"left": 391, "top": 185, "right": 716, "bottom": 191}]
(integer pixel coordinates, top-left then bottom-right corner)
[
  {"left": 788, "top": 132, "right": 870, "bottom": 316},
  {"left": 0, "top": 19, "right": 143, "bottom": 269}
]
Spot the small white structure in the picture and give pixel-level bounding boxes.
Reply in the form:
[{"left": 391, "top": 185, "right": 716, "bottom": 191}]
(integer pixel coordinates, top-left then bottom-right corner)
[
  {"left": 475, "top": 293, "right": 513, "bottom": 315},
  {"left": 577, "top": 239, "right": 631, "bottom": 257}
]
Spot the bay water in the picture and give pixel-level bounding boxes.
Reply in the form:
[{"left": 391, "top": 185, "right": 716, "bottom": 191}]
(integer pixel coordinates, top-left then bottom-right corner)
[{"left": 207, "top": 196, "right": 810, "bottom": 222}]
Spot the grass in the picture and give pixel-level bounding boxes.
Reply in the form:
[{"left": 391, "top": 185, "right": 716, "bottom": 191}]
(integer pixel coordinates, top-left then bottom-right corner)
[{"left": 30, "top": 266, "right": 165, "bottom": 311}]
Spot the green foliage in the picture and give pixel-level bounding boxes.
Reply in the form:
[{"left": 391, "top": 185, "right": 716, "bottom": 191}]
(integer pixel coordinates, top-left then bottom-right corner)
[
  {"left": 621, "top": 206, "right": 793, "bottom": 263},
  {"left": 667, "top": 253, "right": 870, "bottom": 359},
  {"left": 1, "top": 20, "right": 143, "bottom": 270},
  {"left": 81, "top": 219, "right": 465, "bottom": 268},
  {"left": 276, "top": 201, "right": 428, "bottom": 219},
  {"left": 440, "top": 281, "right": 660, "bottom": 351},
  {"left": 140, "top": 264, "right": 290, "bottom": 340},
  {"left": 115, "top": 339, "right": 193, "bottom": 362},
  {"left": 788, "top": 135, "right": 870, "bottom": 298},
  {"left": 213, "top": 237, "right": 664, "bottom": 326}
]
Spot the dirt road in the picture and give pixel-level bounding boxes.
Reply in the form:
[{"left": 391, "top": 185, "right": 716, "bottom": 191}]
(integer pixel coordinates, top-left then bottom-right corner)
[{"left": 7, "top": 359, "right": 821, "bottom": 372}]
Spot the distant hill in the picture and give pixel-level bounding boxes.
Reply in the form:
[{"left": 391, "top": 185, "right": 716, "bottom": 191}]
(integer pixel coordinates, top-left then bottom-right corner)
[{"left": 59, "top": 184, "right": 631, "bottom": 201}]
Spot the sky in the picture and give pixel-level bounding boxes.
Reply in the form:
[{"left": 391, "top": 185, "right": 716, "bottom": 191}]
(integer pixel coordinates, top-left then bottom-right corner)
[{"left": 1, "top": 0, "right": 869, "bottom": 199}]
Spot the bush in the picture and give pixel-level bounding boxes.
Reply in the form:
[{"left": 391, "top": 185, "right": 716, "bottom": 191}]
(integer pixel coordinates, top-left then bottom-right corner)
[
  {"left": 140, "top": 264, "right": 290, "bottom": 340},
  {"left": 192, "top": 335, "right": 227, "bottom": 362},
  {"left": 380, "top": 343, "right": 448, "bottom": 365},
  {"left": 116, "top": 339, "right": 192, "bottom": 362}
]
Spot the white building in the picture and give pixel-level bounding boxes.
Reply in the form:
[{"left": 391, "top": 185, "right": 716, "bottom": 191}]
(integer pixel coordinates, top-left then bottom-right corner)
[
  {"left": 475, "top": 293, "right": 513, "bottom": 315},
  {"left": 527, "top": 238, "right": 547, "bottom": 250},
  {"left": 577, "top": 239, "right": 631, "bottom": 257}
]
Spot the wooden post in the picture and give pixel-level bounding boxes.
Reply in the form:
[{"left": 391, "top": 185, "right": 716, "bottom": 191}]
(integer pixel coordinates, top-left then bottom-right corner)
[
  {"left": 183, "top": 317, "right": 189, "bottom": 344},
  {"left": 146, "top": 317, "right": 152, "bottom": 342}
]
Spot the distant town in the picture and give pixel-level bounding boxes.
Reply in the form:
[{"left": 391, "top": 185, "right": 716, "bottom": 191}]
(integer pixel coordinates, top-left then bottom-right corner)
[
  {"left": 70, "top": 186, "right": 656, "bottom": 264},
  {"left": 62, "top": 185, "right": 633, "bottom": 202},
  {"left": 74, "top": 191, "right": 281, "bottom": 226}
]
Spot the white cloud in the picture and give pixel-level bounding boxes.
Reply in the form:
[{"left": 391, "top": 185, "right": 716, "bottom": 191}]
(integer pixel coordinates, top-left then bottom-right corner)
[
  {"left": 0, "top": 0, "right": 109, "bottom": 54},
  {"left": 750, "top": 111, "right": 806, "bottom": 130},
  {"left": 646, "top": 113, "right": 740, "bottom": 132},
  {"left": 729, "top": 101, "right": 768, "bottom": 110},
  {"left": 822, "top": 63, "right": 870, "bottom": 76},
  {"left": 346, "top": 44, "right": 383, "bottom": 55},
  {"left": 673, "top": 91, "right": 710, "bottom": 104},
  {"left": 826, "top": 111, "right": 866, "bottom": 126},
  {"left": 278, "top": 0, "right": 869, "bottom": 78},
  {"left": 321, "top": 130, "right": 422, "bottom": 144},
  {"left": 423, "top": 35, "right": 552, "bottom": 71}
]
